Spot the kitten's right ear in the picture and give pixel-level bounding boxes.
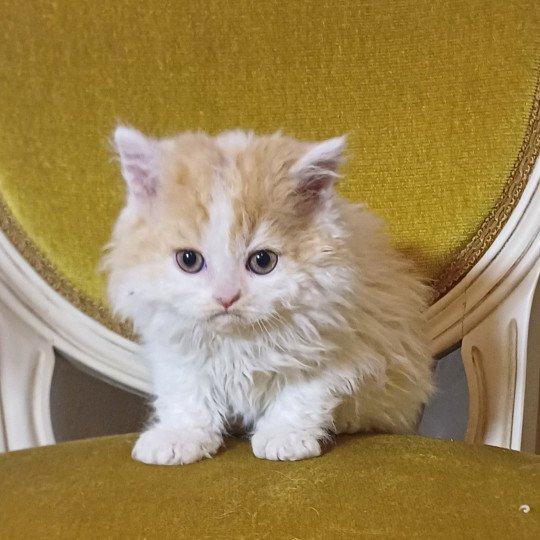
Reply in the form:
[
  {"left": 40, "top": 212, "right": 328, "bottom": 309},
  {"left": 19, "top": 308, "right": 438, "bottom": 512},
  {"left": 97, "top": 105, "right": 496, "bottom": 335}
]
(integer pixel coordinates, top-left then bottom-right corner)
[
  {"left": 113, "top": 126, "right": 161, "bottom": 202},
  {"left": 290, "top": 136, "right": 346, "bottom": 202}
]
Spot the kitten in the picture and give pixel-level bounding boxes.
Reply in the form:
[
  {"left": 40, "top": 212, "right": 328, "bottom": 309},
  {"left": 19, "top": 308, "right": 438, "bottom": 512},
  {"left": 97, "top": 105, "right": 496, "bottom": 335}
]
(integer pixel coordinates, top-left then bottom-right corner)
[{"left": 103, "top": 126, "right": 434, "bottom": 465}]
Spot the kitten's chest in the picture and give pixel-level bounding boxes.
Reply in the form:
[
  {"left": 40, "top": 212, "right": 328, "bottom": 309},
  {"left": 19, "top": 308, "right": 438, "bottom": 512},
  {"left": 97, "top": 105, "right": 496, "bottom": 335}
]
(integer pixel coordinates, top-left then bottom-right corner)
[{"left": 205, "top": 340, "right": 279, "bottom": 423}]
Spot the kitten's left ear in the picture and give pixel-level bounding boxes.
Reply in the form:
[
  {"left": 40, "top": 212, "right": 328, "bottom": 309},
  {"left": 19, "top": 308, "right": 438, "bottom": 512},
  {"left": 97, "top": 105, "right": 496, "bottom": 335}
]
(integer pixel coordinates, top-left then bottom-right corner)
[{"left": 290, "top": 136, "right": 346, "bottom": 200}]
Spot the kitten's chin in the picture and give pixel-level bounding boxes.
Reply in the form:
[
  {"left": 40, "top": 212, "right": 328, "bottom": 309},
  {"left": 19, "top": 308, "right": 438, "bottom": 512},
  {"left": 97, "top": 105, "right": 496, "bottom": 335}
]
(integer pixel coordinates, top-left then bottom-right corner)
[{"left": 206, "top": 311, "right": 250, "bottom": 334}]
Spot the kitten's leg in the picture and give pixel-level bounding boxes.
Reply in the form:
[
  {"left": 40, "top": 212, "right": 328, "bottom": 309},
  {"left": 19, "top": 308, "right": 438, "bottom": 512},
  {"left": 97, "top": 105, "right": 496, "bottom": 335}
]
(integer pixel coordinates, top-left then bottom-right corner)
[
  {"left": 251, "top": 378, "right": 339, "bottom": 461},
  {"left": 133, "top": 360, "right": 223, "bottom": 466},
  {"left": 133, "top": 405, "right": 223, "bottom": 466}
]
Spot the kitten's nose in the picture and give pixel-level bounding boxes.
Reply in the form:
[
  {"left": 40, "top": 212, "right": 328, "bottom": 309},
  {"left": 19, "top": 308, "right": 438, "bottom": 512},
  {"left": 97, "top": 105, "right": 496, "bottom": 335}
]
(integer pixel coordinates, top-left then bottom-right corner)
[{"left": 215, "top": 291, "right": 241, "bottom": 310}]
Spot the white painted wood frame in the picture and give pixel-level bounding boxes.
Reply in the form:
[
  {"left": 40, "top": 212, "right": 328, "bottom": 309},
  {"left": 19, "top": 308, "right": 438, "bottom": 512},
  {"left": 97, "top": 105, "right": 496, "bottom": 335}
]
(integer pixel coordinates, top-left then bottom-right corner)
[{"left": 1, "top": 157, "right": 539, "bottom": 453}]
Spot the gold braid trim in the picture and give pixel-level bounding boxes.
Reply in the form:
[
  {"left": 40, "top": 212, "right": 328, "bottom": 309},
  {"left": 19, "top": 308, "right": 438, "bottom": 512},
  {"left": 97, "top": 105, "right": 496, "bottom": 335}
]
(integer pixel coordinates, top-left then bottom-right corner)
[
  {"left": 434, "top": 73, "right": 540, "bottom": 298},
  {"left": 0, "top": 196, "right": 133, "bottom": 339},
  {"left": 1, "top": 72, "right": 540, "bottom": 335}
]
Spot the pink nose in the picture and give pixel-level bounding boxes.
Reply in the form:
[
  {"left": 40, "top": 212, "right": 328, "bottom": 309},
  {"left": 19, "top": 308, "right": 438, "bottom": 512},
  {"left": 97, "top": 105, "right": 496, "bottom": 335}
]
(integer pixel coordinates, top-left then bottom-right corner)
[{"left": 215, "top": 291, "right": 241, "bottom": 309}]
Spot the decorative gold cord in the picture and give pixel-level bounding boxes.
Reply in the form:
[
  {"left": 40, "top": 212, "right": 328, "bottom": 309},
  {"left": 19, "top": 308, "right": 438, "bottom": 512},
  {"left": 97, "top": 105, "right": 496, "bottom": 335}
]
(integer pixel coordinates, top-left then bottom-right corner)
[
  {"left": 0, "top": 196, "right": 133, "bottom": 339},
  {"left": 434, "top": 74, "right": 540, "bottom": 298},
  {"left": 1, "top": 71, "right": 539, "bottom": 336}
]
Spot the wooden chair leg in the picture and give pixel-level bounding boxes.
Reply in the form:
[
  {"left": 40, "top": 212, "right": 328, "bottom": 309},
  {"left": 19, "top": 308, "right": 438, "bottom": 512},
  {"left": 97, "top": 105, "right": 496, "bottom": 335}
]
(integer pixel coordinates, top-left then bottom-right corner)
[
  {"left": 0, "top": 297, "right": 56, "bottom": 451},
  {"left": 462, "top": 266, "right": 540, "bottom": 451}
]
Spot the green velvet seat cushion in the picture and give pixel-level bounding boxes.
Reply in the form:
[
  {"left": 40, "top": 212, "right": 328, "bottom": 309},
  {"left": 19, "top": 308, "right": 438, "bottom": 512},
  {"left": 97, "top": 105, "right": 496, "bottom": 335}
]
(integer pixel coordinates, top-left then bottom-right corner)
[{"left": 1, "top": 434, "right": 538, "bottom": 538}]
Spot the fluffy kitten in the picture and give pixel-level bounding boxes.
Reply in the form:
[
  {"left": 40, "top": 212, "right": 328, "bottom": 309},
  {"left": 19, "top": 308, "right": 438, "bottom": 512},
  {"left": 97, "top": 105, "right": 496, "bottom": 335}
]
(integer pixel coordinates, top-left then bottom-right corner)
[{"left": 103, "top": 126, "right": 434, "bottom": 465}]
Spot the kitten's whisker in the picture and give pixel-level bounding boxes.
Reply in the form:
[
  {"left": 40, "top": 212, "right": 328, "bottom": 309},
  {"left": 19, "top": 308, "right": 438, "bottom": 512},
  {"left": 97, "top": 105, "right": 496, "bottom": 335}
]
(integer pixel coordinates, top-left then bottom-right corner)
[{"left": 259, "top": 319, "right": 272, "bottom": 342}]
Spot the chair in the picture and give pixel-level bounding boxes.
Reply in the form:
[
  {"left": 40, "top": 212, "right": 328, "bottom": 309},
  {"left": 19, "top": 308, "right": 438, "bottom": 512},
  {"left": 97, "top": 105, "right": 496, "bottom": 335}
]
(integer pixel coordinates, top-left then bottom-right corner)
[{"left": 1, "top": 1, "right": 539, "bottom": 536}]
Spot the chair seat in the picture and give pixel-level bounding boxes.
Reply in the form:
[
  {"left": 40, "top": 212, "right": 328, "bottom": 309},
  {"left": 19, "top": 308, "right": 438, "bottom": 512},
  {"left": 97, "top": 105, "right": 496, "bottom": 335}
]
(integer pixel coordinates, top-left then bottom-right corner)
[{"left": 1, "top": 434, "right": 538, "bottom": 538}]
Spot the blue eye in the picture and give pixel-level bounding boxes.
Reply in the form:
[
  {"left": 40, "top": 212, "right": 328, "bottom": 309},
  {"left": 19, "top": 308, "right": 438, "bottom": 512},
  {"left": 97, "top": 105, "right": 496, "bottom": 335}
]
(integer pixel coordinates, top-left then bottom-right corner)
[
  {"left": 247, "top": 250, "right": 278, "bottom": 275},
  {"left": 175, "top": 249, "right": 205, "bottom": 273}
]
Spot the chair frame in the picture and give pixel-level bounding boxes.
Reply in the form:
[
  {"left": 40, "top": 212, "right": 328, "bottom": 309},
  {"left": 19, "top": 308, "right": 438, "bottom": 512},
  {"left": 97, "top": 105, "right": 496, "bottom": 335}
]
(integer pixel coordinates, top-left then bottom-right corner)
[{"left": 1, "top": 158, "right": 539, "bottom": 453}]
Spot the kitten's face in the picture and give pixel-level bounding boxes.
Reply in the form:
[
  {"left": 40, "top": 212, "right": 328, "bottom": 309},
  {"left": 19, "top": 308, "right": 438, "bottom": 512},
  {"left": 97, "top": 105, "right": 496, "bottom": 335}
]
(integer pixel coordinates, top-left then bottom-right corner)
[{"left": 104, "top": 129, "right": 347, "bottom": 335}]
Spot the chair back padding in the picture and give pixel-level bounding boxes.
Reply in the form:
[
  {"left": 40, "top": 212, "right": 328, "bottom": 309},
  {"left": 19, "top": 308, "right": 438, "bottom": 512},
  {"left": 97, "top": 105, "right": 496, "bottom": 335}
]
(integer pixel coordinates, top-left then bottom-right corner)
[{"left": 0, "top": 0, "right": 539, "bottom": 329}]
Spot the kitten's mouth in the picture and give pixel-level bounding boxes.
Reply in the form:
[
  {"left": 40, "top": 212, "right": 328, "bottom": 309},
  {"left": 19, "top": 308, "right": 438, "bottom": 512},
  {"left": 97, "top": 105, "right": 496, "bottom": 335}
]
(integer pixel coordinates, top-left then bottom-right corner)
[
  {"left": 206, "top": 310, "right": 248, "bottom": 332},
  {"left": 207, "top": 310, "right": 243, "bottom": 321}
]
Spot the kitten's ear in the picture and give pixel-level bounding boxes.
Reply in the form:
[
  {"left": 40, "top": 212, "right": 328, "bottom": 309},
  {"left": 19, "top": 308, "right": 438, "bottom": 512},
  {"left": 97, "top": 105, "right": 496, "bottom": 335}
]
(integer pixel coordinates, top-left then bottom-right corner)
[
  {"left": 290, "top": 136, "right": 346, "bottom": 200},
  {"left": 113, "top": 126, "right": 161, "bottom": 203}
]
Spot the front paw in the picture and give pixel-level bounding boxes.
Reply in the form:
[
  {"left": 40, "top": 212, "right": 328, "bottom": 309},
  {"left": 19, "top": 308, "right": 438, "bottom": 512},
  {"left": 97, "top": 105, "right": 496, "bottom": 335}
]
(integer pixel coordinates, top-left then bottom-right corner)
[
  {"left": 251, "top": 429, "right": 322, "bottom": 461},
  {"left": 132, "top": 428, "right": 222, "bottom": 465}
]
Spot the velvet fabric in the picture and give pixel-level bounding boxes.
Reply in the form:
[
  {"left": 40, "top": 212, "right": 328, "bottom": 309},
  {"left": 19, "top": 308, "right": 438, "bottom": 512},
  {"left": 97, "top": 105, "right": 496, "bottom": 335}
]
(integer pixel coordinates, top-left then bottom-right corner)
[
  {"left": 0, "top": 0, "right": 539, "bottom": 312},
  {"left": 1, "top": 434, "right": 538, "bottom": 538}
]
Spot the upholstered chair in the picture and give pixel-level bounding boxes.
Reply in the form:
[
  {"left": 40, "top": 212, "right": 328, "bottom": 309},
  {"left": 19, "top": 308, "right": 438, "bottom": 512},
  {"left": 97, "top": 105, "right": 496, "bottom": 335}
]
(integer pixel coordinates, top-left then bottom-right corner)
[{"left": 1, "top": 1, "right": 538, "bottom": 536}]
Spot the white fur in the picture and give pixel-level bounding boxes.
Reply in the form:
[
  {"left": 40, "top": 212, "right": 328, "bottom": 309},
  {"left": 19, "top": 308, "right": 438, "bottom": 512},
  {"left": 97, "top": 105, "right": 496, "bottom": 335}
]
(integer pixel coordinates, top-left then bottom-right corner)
[
  {"left": 203, "top": 180, "right": 240, "bottom": 303},
  {"left": 290, "top": 135, "right": 346, "bottom": 179},
  {"left": 107, "top": 131, "right": 434, "bottom": 465},
  {"left": 215, "top": 129, "right": 254, "bottom": 156}
]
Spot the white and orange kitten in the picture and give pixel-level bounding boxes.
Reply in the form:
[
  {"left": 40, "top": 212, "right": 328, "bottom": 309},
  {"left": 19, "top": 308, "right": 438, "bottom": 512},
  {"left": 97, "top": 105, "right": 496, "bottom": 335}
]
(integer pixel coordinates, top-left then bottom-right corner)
[{"left": 103, "top": 126, "right": 434, "bottom": 465}]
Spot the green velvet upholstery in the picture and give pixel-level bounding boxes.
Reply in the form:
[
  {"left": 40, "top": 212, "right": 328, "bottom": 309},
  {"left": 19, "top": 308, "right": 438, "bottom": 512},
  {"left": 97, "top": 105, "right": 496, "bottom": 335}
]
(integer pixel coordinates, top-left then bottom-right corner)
[{"left": 1, "top": 435, "right": 538, "bottom": 538}]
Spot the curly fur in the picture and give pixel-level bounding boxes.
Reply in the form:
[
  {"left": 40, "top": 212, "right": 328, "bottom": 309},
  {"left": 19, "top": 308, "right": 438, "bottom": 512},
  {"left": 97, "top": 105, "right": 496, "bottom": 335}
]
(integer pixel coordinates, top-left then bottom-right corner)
[{"left": 103, "top": 127, "right": 434, "bottom": 464}]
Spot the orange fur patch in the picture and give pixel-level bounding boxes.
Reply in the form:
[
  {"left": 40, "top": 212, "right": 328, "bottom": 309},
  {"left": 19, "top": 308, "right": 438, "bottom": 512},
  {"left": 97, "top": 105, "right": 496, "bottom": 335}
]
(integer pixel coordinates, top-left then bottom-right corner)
[{"left": 104, "top": 132, "right": 337, "bottom": 274}]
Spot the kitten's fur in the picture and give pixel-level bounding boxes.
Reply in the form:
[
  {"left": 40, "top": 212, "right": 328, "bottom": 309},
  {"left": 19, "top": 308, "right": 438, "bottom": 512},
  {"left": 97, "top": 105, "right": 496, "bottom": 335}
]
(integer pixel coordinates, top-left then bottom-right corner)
[{"left": 103, "top": 127, "right": 434, "bottom": 465}]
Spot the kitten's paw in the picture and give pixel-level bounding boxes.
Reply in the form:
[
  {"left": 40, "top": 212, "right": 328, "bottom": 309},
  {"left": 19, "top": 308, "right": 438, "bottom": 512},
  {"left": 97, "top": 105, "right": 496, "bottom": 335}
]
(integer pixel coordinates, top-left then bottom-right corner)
[
  {"left": 132, "top": 428, "right": 222, "bottom": 465},
  {"left": 251, "top": 429, "right": 322, "bottom": 461}
]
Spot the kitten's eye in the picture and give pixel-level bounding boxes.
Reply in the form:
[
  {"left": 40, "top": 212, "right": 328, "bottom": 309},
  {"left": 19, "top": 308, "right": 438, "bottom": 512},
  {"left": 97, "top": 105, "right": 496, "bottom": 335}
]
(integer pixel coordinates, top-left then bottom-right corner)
[
  {"left": 175, "top": 249, "right": 205, "bottom": 273},
  {"left": 247, "top": 250, "right": 278, "bottom": 275}
]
